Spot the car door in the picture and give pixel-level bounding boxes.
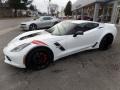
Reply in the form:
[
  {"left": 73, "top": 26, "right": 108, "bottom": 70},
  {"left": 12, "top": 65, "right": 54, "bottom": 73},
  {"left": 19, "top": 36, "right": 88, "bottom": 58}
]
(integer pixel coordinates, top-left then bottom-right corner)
[
  {"left": 47, "top": 17, "right": 55, "bottom": 26},
  {"left": 81, "top": 23, "right": 103, "bottom": 48},
  {"left": 41, "top": 17, "right": 53, "bottom": 28},
  {"left": 57, "top": 23, "right": 102, "bottom": 57}
]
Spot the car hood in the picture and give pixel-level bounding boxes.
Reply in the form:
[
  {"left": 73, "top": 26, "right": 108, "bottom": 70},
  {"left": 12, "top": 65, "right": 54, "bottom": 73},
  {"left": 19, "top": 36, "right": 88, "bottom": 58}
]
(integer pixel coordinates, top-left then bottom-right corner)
[
  {"left": 8, "top": 30, "right": 48, "bottom": 44},
  {"left": 21, "top": 20, "right": 38, "bottom": 25},
  {"left": 7, "top": 30, "right": 63, "bottom": 47}
]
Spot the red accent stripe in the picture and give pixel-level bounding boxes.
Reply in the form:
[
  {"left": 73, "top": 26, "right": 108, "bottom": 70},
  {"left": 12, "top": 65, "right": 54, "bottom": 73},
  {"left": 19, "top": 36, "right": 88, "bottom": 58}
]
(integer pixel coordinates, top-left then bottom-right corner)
[{"left": 32, "top": 40, "right": 47, "bottom": 46}]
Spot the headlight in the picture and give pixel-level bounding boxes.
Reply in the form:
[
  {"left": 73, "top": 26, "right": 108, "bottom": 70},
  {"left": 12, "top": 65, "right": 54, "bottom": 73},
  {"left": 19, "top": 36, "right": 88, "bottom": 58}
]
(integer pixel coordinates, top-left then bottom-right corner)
[{"left": 11, "top": 43, "right": 30, "bottom": 52}]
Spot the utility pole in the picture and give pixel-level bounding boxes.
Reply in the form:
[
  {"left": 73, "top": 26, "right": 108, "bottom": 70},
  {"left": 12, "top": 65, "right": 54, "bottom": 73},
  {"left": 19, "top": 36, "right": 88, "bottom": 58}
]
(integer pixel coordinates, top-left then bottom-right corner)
[
  {"left": 0, "top": 0, "right": 2, "bottom": 7},
  {"left": 48, "top": 0, "right": 51, "bottom": 15},
  {"left": 0, "top": 0, "right": 1, "bottom": 4}
]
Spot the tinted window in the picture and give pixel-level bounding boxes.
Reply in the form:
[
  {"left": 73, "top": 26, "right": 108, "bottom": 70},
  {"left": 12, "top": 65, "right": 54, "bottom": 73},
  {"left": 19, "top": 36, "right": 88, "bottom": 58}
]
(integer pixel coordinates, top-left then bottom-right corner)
[
  {"left": 68, "top": 23, "right": 99, "bottom": 33},
  {"left": 78, "top": 23, "right": 99, "bottom": 32},
  {"left": 77, "top": 23, "right": 88, "bottom": 32},
  {"left": 67, "top": 26, "right": 83, "bottom": 35},
  {"left": 43, "top": 17, "right": 52, "bottom": 20},
  {"left": 46, "top": 22, "right": 99, "bottom": 36},
  {"left": 84, "top": 23, "right": 99, "bottom": 30}
]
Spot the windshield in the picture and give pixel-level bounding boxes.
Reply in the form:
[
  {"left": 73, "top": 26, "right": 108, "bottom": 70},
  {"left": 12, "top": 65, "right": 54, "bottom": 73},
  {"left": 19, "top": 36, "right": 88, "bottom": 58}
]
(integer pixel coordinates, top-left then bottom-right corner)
[
  {"left": 46, "top": 21, "right": 76, "bottom": 36},
  {"left": 32, "top": 16, "right": 41, "bottom": 20}
]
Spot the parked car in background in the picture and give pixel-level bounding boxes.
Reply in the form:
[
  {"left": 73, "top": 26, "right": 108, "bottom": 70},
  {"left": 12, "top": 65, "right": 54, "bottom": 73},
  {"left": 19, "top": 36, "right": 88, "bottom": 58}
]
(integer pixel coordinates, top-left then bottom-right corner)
[
  {"left": 3, "top": 20, "right": 117, "bottom": 70},
  {"left": 77, "top": 15, "right": 93, "bottom": 21},
  {"left": 20, "top": 16, "right": 61, "bottom": 31},
  {"left": 59, "top": 16, "right": 73, "bottom": 21}
]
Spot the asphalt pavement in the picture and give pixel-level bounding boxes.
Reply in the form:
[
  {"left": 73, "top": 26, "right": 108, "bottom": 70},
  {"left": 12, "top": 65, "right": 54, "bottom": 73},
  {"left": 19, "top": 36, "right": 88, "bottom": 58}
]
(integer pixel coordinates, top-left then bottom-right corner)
[
  {"left": 0, "top": 19, "right": 120, "bottom": 90},
  {"left": 0, "top": 18, "right": 30, "bottom": 30}
]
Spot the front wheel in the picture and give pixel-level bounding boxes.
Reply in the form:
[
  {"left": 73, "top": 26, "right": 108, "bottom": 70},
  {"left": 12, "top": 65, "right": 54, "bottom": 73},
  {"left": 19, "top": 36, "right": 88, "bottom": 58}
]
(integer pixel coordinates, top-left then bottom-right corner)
[
  {"left": 25, "top": 48, "right": 53, "bottom": 70},
  {"left": 53, "top": 22, "right": 58, "bottom": 26},
  {"left": 29, "top": 24, "right": 37, "bottom": 31},
  {"left": 99, "top": 34, "right": 114, "bottom": 50}
]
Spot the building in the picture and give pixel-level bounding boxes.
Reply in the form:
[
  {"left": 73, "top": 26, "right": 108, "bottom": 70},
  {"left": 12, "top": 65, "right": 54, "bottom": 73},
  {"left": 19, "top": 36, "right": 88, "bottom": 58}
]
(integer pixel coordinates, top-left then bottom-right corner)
[
  {"left": 49, "top": 4, "right": 58, "bottom": 16},
  {"left": 0, "top": 1, "right": 13, "bottom": 18},
  {"left": 72, "top": 0, "right": 120, "bottom": 24},
  {"left": 0, "top": 0, "right": 32, "bottom": 18}
]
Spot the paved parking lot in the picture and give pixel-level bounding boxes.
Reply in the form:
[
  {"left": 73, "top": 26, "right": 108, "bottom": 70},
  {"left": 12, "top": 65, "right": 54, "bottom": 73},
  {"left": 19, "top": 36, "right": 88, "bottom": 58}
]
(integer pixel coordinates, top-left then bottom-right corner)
[{"left": 0, "top": 24, "right": 120, "bottom": 90}]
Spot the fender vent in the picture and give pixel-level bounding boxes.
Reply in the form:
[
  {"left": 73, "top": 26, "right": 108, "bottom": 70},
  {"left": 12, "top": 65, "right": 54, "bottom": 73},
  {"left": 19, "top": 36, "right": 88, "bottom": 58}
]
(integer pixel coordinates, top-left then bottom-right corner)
[
  {"left": 54, "top": 42, "right": 65, "bottom": 51},
  {"left": 20, "top": 33, "right": 40, "bottom": 40}
]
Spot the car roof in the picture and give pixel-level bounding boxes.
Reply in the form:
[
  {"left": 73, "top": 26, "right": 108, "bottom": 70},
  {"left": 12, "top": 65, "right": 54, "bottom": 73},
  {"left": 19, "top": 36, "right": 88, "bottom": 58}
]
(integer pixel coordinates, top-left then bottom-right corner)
[
  {"left": 64, "top": 20, "right": 99, "bottom": 24},
  {"left": 40, "top": 16, "right": 53, "bottom": 18}
]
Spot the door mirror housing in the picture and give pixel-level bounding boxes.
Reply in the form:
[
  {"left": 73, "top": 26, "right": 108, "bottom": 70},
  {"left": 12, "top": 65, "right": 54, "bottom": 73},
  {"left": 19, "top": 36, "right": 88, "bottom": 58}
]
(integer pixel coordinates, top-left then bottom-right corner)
[{"left": 73, "top": 31, "right": 84, "bottom": 37}]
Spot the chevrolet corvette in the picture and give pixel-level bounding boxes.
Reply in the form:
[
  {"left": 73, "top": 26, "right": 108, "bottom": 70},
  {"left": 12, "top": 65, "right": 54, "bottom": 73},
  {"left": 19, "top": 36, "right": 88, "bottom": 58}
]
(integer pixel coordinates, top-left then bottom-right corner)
[{"left": 3, "top": 20, "right": 117, "bottom": 70}]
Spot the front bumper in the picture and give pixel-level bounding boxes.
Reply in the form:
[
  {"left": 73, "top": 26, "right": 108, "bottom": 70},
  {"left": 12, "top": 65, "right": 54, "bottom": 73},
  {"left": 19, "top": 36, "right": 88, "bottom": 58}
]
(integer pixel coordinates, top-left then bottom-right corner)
[
  {"left": 3, "top": 43, "right": 37, "bottom": 68},
  {"left": 20, "top": 24, "right": 29, "bottom": 30},
  {"left": 3, "top": 46, "right": 26, "bottom": 68},
  {"left": 4, "top": 56, "right": 26, "bottom": 68}
]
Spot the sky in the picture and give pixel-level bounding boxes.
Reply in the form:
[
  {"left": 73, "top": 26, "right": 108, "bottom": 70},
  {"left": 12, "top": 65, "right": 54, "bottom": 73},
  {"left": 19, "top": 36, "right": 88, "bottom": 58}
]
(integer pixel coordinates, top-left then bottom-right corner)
[{"left": 32, "top": 0, "right": 77, "bottom": 13}]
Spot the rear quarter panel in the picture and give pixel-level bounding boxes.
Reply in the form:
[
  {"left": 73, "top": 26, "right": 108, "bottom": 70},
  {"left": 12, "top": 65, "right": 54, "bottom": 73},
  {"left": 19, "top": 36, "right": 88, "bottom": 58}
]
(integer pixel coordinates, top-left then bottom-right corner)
[
  {"left": 104, "top": 23, "right": 117, "bottom": 37},
  {"left": 97, "top": 23, "right": 117, "bottom": 46}
]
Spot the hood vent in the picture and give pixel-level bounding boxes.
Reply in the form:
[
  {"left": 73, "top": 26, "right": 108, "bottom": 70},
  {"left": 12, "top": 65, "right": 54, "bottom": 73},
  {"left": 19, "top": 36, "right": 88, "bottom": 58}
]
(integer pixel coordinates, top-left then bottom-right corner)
[{"left": 20, "top": 33, "right": 40, "bottom": 40}]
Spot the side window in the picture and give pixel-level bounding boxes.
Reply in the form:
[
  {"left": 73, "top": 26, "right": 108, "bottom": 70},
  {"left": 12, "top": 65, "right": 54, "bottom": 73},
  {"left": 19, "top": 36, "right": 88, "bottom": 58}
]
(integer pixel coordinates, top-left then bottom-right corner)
[
  {"left": 75, "top": 23, "right": 99, "bottom": 32},
  {"left": 43, "top": 17, "right": 52, "bottom": 20},
  {"left": 84, "top": 23, "right": 99, "bottom": 31},
  {"left": 48, "top": 17, "right": 53, "bottom": 20},
  {"left": 77, "top": 23, "right": 88, "bottom": 32},
  {"left": 67, "top": 24, "right": 88, "bottom": 34},
  {"left": 67, "top": 26, "right": 82, "bottom": 35}
]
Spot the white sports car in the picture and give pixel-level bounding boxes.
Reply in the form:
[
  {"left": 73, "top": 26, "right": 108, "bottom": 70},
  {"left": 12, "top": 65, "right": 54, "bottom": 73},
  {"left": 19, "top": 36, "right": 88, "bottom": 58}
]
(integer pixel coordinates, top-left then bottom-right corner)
[
  {"left": 3, "top": 20, "right": 117, "bottom": 70},
  {"left": 20, "top": 16, "right": 61, "bottom": 31}
]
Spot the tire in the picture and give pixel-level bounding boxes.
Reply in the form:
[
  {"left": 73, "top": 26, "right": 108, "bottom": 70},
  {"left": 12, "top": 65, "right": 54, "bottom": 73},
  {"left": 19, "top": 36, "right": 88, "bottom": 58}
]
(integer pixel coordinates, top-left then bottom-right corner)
[
  {"left": 29, "top": 24, "right": 37, "bottom": 31},
  {"left": 99, "top": 34, "right": 114, "bottom": 50},
  {"left": 25, "top": 47, "right": 53, "bottom": 70}
]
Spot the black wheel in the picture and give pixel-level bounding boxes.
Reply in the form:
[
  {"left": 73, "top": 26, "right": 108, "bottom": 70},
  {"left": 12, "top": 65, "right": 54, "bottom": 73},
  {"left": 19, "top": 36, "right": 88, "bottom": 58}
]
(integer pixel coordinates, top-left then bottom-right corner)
[
  {"left": 25, "top": 47, "right": 53, "bottom": 70},
  {"left": 29, "top": 24, "right": 37, "bottom": 31},
  {"left": 99, "top": 34, "right": 114, "bottom": 50}
]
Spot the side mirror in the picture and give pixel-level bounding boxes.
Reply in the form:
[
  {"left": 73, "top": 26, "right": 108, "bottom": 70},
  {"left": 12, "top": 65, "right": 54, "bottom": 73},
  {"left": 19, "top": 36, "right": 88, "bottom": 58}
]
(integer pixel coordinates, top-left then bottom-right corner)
[{"left": 73, "top": 31, "right": 84, "bottom": 37}]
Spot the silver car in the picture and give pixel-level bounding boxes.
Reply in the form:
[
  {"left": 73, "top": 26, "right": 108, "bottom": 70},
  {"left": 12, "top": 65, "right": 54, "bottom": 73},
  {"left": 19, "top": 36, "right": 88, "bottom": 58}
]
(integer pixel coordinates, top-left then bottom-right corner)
[{"left": 20, "top": 16, "right": 61, "bottom": 31}]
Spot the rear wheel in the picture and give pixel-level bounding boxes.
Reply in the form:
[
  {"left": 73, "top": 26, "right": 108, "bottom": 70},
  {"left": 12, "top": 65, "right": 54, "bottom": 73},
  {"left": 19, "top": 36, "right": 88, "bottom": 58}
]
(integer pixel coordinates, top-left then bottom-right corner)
[
  {"left": 25, "top": 47, "right": 53, "bottom": 70},
  {"left": 99, "top": 34, "right": 114, "bottom": 50}
]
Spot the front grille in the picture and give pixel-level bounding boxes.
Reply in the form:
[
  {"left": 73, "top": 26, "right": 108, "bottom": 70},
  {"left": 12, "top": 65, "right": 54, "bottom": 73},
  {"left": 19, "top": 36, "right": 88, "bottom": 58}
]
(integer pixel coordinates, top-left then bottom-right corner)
[{"left": 21, "top": 24, "right": 26, "bottom": 26}]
